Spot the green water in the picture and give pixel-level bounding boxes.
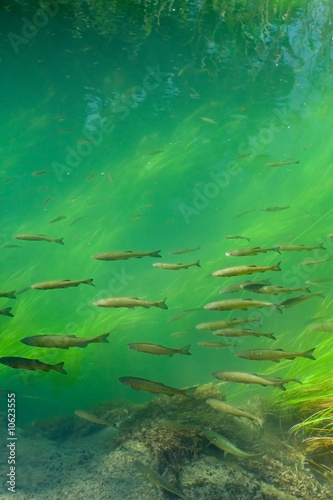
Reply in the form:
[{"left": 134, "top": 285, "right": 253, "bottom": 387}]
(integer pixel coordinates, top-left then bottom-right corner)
[{"left": 0, "top": 0, "right": 333, "bottom": 431}]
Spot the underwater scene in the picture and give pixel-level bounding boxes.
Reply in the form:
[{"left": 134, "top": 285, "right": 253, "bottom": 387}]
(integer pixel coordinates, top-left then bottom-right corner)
[{"left": 1, "top": 0, "right": 333, "bottom": 498}]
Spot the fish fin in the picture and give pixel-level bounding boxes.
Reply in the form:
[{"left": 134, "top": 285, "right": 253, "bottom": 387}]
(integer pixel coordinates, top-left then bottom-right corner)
[
  {"left": 180, "top": 344, "right": 191, "bottom": 355},
  {"left": 155, "top": 298, "right": 168, "bottom": 310},
  {"left": 195, "top": 260, "right": 201, "bottom": 267},
  {"left": 273, "top": 246, "right": 281, "bottom": 254},
  {"left": 1, "top": 307, "right": 13, "bottom": 317},
  {"left": 55, "top": 238, "right": 64, "bottom": 245},
  {"left": 267, "top": 333, "right": 276, "bottom": 340},
  {"left": 272, "top": 360, "right": 280, "bottom": 363},
  {"left": 53, "top": 362, "right": 67, "bottom": 375},
  {"left": 67, "top": 335, "right": 76, "bottom": 338},
  {"left": 84, "top": 278, "right": 95, "bottom": 287},
  {"left": 94, "top": 332, "right": 110, "bottom": 343},
  {"left": 316, "top": 291, "right": 325, "bottom": 298},
  {"left": 246, "top": 238, "right": 251, "bottom": 242},
  {"left": 151, "top": 249, "right": 162, "bottom": 258},
  {"left": 319, "top": 243, "right": 326, "bottom": 250},
  {"left": 306, "top": 287, "right": 311, "bottom": 293},
  {"left": 276, "top": 383, "right": 286, "bottom": 391},
  {"left": 272, "top": 261, "right": 281, "bottom": 271},
  {"left": 295, "top": 160, "right": 300, "bottom": 164},
  {"left": 15, "top": 286, "right": 31, "bottom": 295},
  {"left": 294, "top": 377, "right": 302, "bottom": 384},
  {"left": 184, "top": 385, "right": 197, "bottom": 397},
  {"left": 273, "top": 304, "right": 283, "bottom": 314},
  {"left": 125, "top": 250, "right": 134, "bottom": 253},
  {"left": 5, "top": 291, "right": 16, "bottom": 299},
  {"left": 303, "top": 347, "right": 316, "bottom": 360}
]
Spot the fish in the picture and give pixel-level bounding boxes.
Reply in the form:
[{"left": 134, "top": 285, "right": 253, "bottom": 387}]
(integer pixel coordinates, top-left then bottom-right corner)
[
  {"left": 212, "top": 370, "right": 286, "bottom": 390},
  {"left": 196, "top": 318, "right": 260, "bottom": 331},
  {"left": 212, "top": 261, "right": 281, "bottom": 277},
  {"left": 328, "top": 234, "right": 333, "bottom": 238},
  {"left": 13, "top": 233, "right": 64, "bottom": 245},
  {"left": 74, "top": 410, "right": 115, "bottom": 426},
  {"left": 279, "top": 292, "right": 324, "bottom": 309},
  {"left": 200, "top": 116, "right": 218, "bottom": 125},
  {"left": 308, "top": 322, "right": 333, "bottom": 332},
  {"left": 197, "top": 341, "right": 237, "bottom": 348},
  {"left": 257, "top": 375, "right": 302, "bottom": 385},
  {"left": 260, "top": 206, "right": 290, "bottom": 212},
  {"left": 153, "top": 260, "right": 200, "bottom": 270},
  {"left": 235, "top": 347, "right": 316, "bottom": 362},
  {"left": 170, "top": 329, "right": 191, "bottom": 338},
  {"left": 225, "top": 246, "right": 280, "bottom": 257},
  {"left": 242, "top": 284, "right": 311, "bottom": 295},
  {"left": 20, "top": 332, "right": 110, "bottom": 349},
  {"left": 0, "top": 307, "right": 13, "bottom": 317},
  {"left": 299, "top": 258, "right": 331, "bottom": 266},
  {"left": 0, "top": 290, "right": 16, "bottom": 299},
  {"left": 31, "top": 170, "right": 51, "bottom": 176},
  {"left": 119, "top": 376, "right": 197, "bottom": 397},
  {"left": 127, "top": 343, "right": 191, "bottom": 356},
  {"left": 234, "top": 209, "right": 255, "bottom": 218},
  {"left": 169, "top": 247, "right": 200, "bottom": 255},
  {"left": 147, "top": 150, "right": 164, "bottom": 155},
  {"left": 213, "top": 328, "right": 276, "bottom": 340},
  {"left": 49, "top": 216, "right": 67, "bottom": 224},
  {"left": 224, "top": 235, "right": 250, "bottom": 242},
  {"left": 206, "top": 398, "right": 263, "bottom": 427},
  {"left": 203, "top": 429, "right": 259, "bottom": 459},
  {"left": 92, "top": 249, "right": 162, "bottom": 260},
  {"left": 134, "top": 461, "right": 187, "bottom": 500},
  {"left": 168, "top": 309, "right": 200, "bottom": 323},
  {"left": 3, "top": 244, "right": 21, "bottom": 248},
  {"left": 204, "top": 298, "right": 282, "bottom": 313},
  {"left": 305, "top": 278, "right": 333, "bottom": 285},
  {"left": 0, "top": 356, "right": 66, "bottom": 374},
  {"left": 30, "top": 278, "right": 94, "bottom": 290},
  {"left": 219, "top": 281, "right": 254, "bottom": 294},
  {"left": 278, "top": 243, "right": 325, "bottom": 252},
  {"left": 93, "top": 297, "right": 167, "bottom": 310},
  {"left": 265, "top": 160, "right": 300, "bottom": 167},
  {"left": 43, "top": 196, "right": 53, "bottom": 205}
]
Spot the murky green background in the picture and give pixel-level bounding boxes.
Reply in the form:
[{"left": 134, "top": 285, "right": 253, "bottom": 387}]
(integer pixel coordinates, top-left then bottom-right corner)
[{"left": 0, "top": 0, "right": 333, "bottom": 424}]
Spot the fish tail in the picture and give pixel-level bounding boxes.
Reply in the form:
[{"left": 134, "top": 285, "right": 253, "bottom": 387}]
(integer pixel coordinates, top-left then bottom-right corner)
[
  {"left": 55, "top": 238, "right": 64, "bottom": 245},
  {"left": 294, "top": 376, "right": 302, "bottom": 384},
  {"left": 53, "top": 362, "right": 67, "bottom": 375},
  {"left": 246, "top": 237, "right": 251, "bottom": 242},
  {"left": 183, "top": 386, "right": 197, "bottom": 398},
  {"left": 272, "top": 304, "right": 283, "bottom": 314},
  {"left": 195, "top": 260, "right": 201, "bottom": 267},
  {"left": 4, "top": 291, "right": 16, "bottom": 299},
  {"left": 319, "top": 243, "right": 326, "bottom": 250},
  {"left": 306, "top": 287, "right": 311, "bottom": 293},
  {"left": 257, "top": 418, "right": 265, "bottom": 428},
  {"left": 272, "top": 261, "right": 281, "bottom": 271},
  {"left": 267, "top": 333, "right": 277, "bottom": 340},
  {"left": 155, "top": 298, "right": 168, "bottom": 309},
  {"left": 316, "top": 291, "right": 325, "bottom": 298},
  {"left": 1, "top": 307, "right": 13, "bottom": 317},
  {"left": 295, "top": 160, "right": 300, "bottom": 164},
  {"left": 94, "top": 332, "right": 110, "bottom": 344},
  {"left": 302, "top": 347, "right": 316, "bottom": 360},
  {"left": 179, "top": 344, "right": 191, "bottom": 355},
  {"left": 151, "top": 249, "right": 162, "bottom": 258},
  {"left": 273, "top": 246, "right": 281, "bottom": 254},
  {"left": 83, "top": 278, "right": 95, "bottom": 287}
]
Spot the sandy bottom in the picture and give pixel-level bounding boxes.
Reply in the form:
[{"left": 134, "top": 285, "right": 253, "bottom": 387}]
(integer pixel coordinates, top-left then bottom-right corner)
[{"left": 1, "top": 424, "right": 333, "bottom": 500}]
